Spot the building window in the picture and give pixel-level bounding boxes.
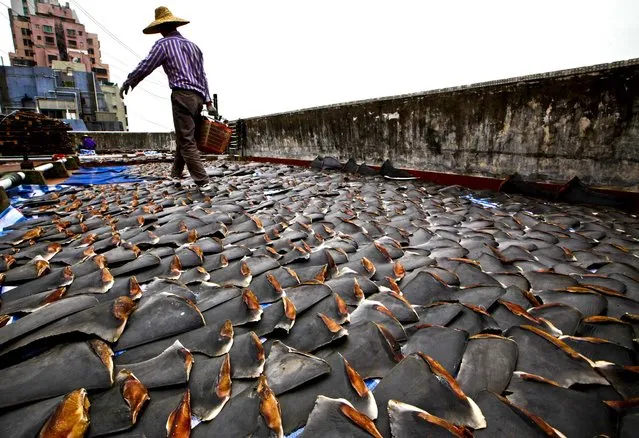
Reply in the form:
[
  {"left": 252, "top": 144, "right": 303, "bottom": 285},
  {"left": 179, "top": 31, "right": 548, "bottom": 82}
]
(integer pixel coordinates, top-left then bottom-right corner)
[
  {"left": 66, "top": 29, "right": 76, "bottom": 36},
  {"left": 43, "top": 25, "right": 53, "bottom": 33},
  {"left": 68, "top": 39, "right": 77, "bottom": 48},
  {"left": 88, "top": 48, "right": 94, "bottom": 55},
  {"left": 87, "top": 38, "right": 93, "bottom": 46},
  {"left": 36, "top": 25, "right": 40, "bottom": 30},
  {"left": 21, "top": 28, "right": 30, "bottom": 35},
  {"left": 47, "top": 55, "right": 58, "bottom": 63},
  {"left": 45, "top": 36, "right": 55, "bottom": 45},
  {"left": 78, "top": 31, "right": 83, "bottom": 36},
  {"left": 37, "top": 35, "right": 42, "bottom": 40}
]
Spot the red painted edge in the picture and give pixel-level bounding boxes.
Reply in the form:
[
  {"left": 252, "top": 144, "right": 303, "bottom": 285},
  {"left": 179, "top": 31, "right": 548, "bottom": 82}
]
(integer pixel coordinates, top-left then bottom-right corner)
[{"left": 244, "top": 155, "right": 639, "bottom": 206}]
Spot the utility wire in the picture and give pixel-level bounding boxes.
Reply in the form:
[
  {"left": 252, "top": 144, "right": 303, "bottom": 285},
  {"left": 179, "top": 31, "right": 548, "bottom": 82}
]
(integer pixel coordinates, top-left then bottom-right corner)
[
  {"left": 69, "top": 0, "right": 142, "bottom": 60},
  {"left": 136, "top": 115, "right": 172, "bottom": 131},
  {"left": 68, "top": 0, "right": 169, "bottom": 100}
]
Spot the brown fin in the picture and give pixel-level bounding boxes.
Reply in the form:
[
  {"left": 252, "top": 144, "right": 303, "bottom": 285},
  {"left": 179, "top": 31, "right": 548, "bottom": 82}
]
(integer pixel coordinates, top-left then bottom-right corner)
[
  {"left": 187, "top": 229, "right": 199, "bottom": 243},
  {"left": 129, "top": 277, "right": 143, "bottom": 299},
  {"left": 3, "top": 254, "right": 15, "bottom": 269},
  {"left": 583, "top": 315, "right": 627, "bottom": 324},
  {"left": 461, "top": 303, "right": 491, "bottom": 316},
  {"left": 82, "top": 247, "right": 96, "bottom": 258},
  {"left": 90, "top": 340, "right": 114, "bottom": 385},
  {"left": 319, "top": 313, "right": 343, "bottom": 334},
  {"left": 250, "top": 332, "right": 266, "bottom": 362},
  {"left": 517, "top": 372, "right": 563, "bottom": 387},
  {"left": 374, "top": 242, "right": 393, "bottom": 262},
  {"left": 220, "top": 320, "right": 234, "bottom": 340},
  {"left": 48, "top": 243, "right": 63, "bottom": 255},
  {"left": 216, "top": 354, "right": 232, "bottom": 398},
  {"left": 374, "top": 304, "right": 398, "bottom": 319},
  {"left": 284, "top": 267, "right": 300, "bottom": 283},
  {"left": 418, "top": 353, "right": 466, "bottom": 401},
  {"left": 520, "top": 325, "right": 582, "bottom": 360},
  {"left": 38, "top": 389, "right": 90, "bottom": 438},
  {"left": 314, "top": 265, "right": 328, "bottom": 283},
  {"left": 101, "top": 268, "right": 114, "bottom": 284},
  {"left": 93, "top": 255, "right": 108, "bottom": 269},
  {"left": 242, "top": 290, "right": 261, "bottom": 311},
  {"left": 20, "top": 227, "right": 43, "bottom": 242},
  {"left": 353, "top": 278, "right": 365, "bottom": 300},
  {"left": 180, "top": 348, "right": 194, "bottom": 378},
  {"left": 166, "top": 391, "right": 191, "bottom": 438},
  {"left": 449, "top": 257, "right": 481, "bottom": 267},
  {"left": 340, "top": 402, "right": 383, "bottom": 438},
  {"left": 492, "top": 393, "right": 561, "bottom": 437},
  {"left": 584, "top": 285, "right": 626, "bottom": 297},
  {"left": 565, "top": 286, "right": 601, "bottom": 294},
  {"left": 361, "top": 257, "right": 375, "bottom": 275},
  {"left": 498, "top": 300, "right": 541, "bottom": 324},
  {"left": 603, "top": 398, "right": 639, "bottom": 410},
  {"left": 0, "top": 315, "right": 10, "bottom": 328},
  {"left": 257, "top": 375, "right": 283, "bottom": 436},
  {"left": 334, "top": 293, "right": 349, "bottom": 318},
  {"left": 120, "top": 371, "right": 150, "bottom": 424},
  {"left": 189, "top": 245, "right": 204, "bottom": 262},
  {"left": 267, "top": 273, "right": 284, "bottom": 296},
  {"left": 112, "top": 297, "right": 137, "bottom": 321},
  {"left": 283, "top": 296, "right": 297, "bottom": 321},
  {"left": 427, "top": 271, "right": 450, "bottom": 286},
  {"left": 376, "top": 323, "right": 404, "bottom": 363},
  {"left": 523, "top": 290, "right": 542, "bottom": 307},
  {"left": 35, "top": 259, "right": 50, "bottom": 277},
  {"left": 240, "top": 261, "right": 251, "bottom": 277},
  {"left": 131, "top": 245, "right": 142, "bottom": 258},
  {"left": 343, "top": 356, "right": 369, "bottom": 397},
  {"left": 251, "top": 215, "right": 264, "bottom": 229},
  {"left": 41, "top": 287, "right": 67, "bottom": 305},
  {"left": 393, "top": 262, "right": 406, "bottom": 279},
  {"left": 170, "top": 256, "right": 183, "bottom": 274},
  {"left": 416, "top": 410, "right": 473, "bottom": 438}
]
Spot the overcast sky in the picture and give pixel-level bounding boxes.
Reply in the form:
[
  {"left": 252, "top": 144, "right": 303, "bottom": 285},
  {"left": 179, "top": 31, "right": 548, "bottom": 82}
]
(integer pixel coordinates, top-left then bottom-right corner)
[{"left": 1, "top": 0, "right": 638, "bottom": 132}]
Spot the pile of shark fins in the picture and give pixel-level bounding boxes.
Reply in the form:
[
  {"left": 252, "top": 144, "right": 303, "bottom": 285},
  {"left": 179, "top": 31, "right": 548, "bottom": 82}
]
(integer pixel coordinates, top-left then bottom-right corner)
[{"left": 0, "top": 160, "right": 638, "bottom": 436}]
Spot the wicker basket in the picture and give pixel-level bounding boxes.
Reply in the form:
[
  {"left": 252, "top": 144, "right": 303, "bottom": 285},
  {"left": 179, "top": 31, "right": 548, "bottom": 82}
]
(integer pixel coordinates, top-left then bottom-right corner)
[{"left": 196, "top": 116, "right": 232, "bottom": 154}]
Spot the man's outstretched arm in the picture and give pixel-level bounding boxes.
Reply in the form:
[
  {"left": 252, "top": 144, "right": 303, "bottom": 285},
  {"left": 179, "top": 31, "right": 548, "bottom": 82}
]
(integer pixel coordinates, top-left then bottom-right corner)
[{"left": 120, "top": 42, "right": 166, "bottom": 98}]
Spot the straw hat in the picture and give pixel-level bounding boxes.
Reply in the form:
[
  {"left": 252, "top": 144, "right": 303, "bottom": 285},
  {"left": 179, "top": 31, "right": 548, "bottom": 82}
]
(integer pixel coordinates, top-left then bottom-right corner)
[{"left": 143, "top": 6, "right": 190, "bottom": 34}]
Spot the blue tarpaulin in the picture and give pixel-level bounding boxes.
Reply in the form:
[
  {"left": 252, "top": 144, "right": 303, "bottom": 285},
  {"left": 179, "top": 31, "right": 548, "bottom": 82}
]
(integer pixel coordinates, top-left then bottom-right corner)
[{"left": 63, "top": 166, "right": 145, "bottom": 185}]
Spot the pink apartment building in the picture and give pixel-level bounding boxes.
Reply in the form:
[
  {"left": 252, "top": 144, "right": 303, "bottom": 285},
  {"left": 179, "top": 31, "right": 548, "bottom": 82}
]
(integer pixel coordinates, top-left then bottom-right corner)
[{"left": 8, "top": 0, "right": 110, "bottom": 82}]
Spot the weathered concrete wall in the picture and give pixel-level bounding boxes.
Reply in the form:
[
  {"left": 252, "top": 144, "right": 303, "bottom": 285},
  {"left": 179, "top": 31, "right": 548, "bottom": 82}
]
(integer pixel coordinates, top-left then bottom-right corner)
[
  {"left": 244, "top": 59, "right": 639, "bottom": 189},
  {"left": 69, "top": 131, "right": 175, "bottom": 153}
]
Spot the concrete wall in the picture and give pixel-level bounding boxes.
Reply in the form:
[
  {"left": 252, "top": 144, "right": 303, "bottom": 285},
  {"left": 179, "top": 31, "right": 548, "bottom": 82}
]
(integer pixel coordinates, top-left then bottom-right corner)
[
  {"left": 244, "top": 59, "right": 639, "bottom": 190},
  {"left": 69, "top": 131, "right": 175, "bottom": 153}
]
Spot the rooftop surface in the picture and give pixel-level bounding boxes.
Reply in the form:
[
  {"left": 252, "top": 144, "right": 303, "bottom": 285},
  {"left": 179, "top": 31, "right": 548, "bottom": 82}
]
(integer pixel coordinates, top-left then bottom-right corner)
[{"left": 0, "top": 160, "right": 638, "bottom": 436}]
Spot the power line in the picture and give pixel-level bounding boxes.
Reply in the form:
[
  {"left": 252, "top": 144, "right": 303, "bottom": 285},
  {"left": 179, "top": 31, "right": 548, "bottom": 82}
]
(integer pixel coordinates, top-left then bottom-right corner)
[
  {"left": 136, "top": 115, "right": 172, "bottom": 131},
  {"left": 103, "top": 52, "right": 168, "bottom": 89},
  {"left": 69, "top": 0, "right": 142, "bottom": 60},
  {"left": 67, "top": 0, "right": 169, "bottom": 100}
]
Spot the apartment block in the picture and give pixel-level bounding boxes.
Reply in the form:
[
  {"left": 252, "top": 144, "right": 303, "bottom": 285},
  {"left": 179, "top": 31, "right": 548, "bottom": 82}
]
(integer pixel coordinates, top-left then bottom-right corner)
[{"left": 8, "top": 0, "right": 110, "bottom": 82}]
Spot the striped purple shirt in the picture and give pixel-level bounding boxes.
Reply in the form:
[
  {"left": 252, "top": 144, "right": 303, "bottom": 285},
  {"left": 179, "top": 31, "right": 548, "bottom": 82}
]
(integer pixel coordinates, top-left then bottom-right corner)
[{"left": 125, "top": 31, "right": 211, "bottom": 102}]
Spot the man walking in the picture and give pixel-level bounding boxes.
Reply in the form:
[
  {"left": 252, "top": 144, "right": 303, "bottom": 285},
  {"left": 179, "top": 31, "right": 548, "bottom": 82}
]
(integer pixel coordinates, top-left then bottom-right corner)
[{"left": 120, "top": 6, "right": 215, "bottom": 191}]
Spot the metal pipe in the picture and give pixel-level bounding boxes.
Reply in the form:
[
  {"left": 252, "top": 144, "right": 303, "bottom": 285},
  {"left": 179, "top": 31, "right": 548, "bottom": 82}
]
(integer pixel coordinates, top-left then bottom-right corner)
[
  {"left": 0, "top": 172, "right": 25, "bottom": 190},
  {"left": 47, "top": 90, "right": 79, "bottom": 118},
  {"left": 34, "top": 158, "right": 66, "bottom": 173}
]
